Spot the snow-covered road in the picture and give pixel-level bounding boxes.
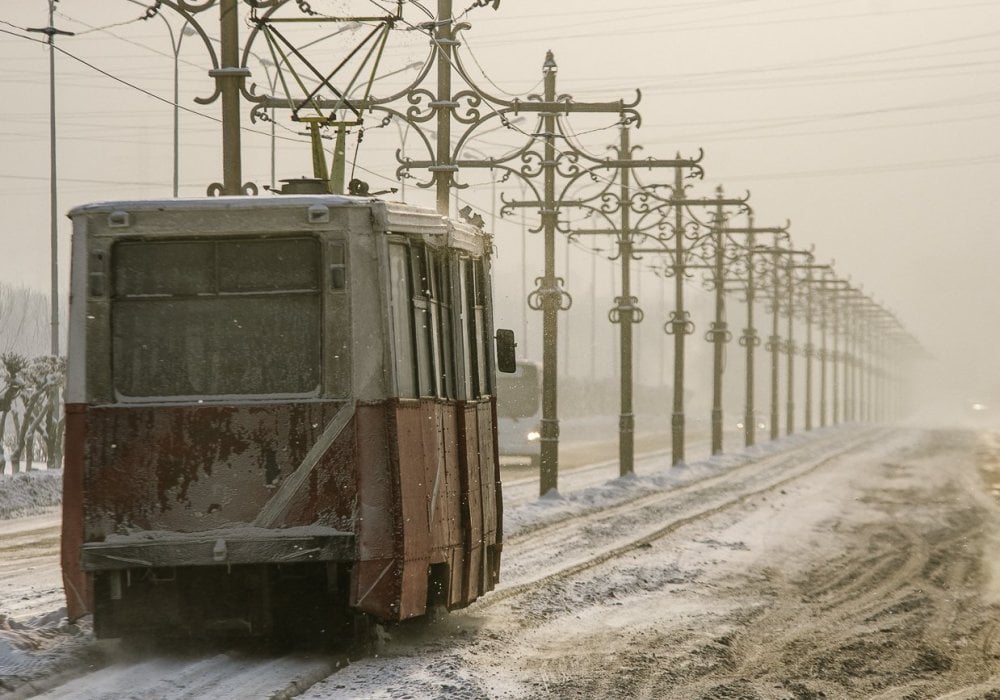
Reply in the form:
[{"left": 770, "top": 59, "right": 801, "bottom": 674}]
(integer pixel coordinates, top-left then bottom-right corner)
[
  {"left": 5, "top": 426, "right": 1000, "bottom": 698},
  {"left": 302, "top": 427, "right": 1000, "bottom": 698},
  {"left": 0, "top": 510, "right": 63, "bottom": 622}
]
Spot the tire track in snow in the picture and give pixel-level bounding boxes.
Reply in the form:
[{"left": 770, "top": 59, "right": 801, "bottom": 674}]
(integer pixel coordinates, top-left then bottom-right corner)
[{"left": 482, "top": 428, "right": 888, "bottom": 611}]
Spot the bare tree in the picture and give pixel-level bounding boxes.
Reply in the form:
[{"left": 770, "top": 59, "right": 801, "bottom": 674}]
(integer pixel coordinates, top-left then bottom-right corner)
[
  {"left": 0, "top": 284, "right": 57, "bottom": 474},
  {"left": 0, "top": 352, "right": 27, "bottom": 473},
  {"left": 9, "top": 356, "right": 65, "bottom": 472}
]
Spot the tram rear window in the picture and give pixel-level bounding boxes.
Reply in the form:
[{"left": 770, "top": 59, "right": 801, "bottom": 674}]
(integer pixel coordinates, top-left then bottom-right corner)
[{"left": 110, "top": 237, "right": 322, "bottom": 399}]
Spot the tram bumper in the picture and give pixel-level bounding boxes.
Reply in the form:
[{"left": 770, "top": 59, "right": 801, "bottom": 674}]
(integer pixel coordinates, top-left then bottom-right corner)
[{"left": 81, "top": 526, "right": 355, "bottom": 571}]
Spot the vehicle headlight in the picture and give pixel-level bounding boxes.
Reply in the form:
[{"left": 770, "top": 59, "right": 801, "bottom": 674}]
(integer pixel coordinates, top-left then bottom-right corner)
[{"left": 526, "top": 431, "right": 541, "bottom": 441}]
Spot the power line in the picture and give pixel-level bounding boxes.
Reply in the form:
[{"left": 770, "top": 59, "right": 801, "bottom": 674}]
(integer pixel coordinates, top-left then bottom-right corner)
[
  {"left": 51, "top": 9, "right": 210, "bottom": 72},
  {"left": 0, "top": 27, "right": 301, "bottom": 142},
  {"left": 53, "top": 6, "right": 150, "bottom": 36},
  {"left": 585, "top": 61, "right": 1000, "bottom": 98},
  {"left": 460, "top": 31, "right": 541, "bottom": 98},
  {"left": 719, "top": 152, "right": 1000, "bottom": 182},
  {"left": 642, "top": 87, "right": 1000, "bottom": 142},
  {"left": 471, "top": 0, "right": 1000, "bottom": 46},
  {"left": 0, "top": 26, "right": 401, "bottom": 187},
  {"left": 0, "top": 172, "right": 182, "bottom": 187},
  {"left": 661, "top": 110, "right": 1000, "bottom": 145}
]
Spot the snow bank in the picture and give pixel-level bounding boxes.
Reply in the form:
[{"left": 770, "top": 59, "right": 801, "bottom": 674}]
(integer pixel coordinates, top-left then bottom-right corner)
[
  {"left": 0, "top": 610, "right": 93, "bottom": 695},
  {"left": 0, "top": 471, "right": 62, "bottom": 520},
  {"left": 503, "top": 431, "right": 816, "bottom": 538}
]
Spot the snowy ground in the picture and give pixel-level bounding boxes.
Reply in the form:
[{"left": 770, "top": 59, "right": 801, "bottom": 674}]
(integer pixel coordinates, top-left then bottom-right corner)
[
  {"left": 3, "top": 426, "right": 1000, "bottom": 698},
  {"left": 302, "top": 427, "right": 1000, "bottom": 699},
  {"left": 0, "top": 470, "right": 61, "bottom": 520}
]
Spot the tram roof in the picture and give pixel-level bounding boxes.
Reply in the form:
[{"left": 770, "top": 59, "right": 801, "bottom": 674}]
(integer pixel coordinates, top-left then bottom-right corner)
[{"left": 68, "top": 194, "right": 489, "bottom": 247}]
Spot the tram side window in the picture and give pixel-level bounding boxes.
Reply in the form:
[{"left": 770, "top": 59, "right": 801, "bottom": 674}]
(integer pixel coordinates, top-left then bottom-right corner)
[
  {"left": 456, "top": 257, "right": 491, "bottom": 400},
  {"left": 388, "top": 243, "right": 418, "bottom": 398},
  {"left": 458, "top": 259, "right": 475, "bottom": 399},
  {"left": 469, "top": 259, "right": 490, "bottom": 397},
  {"left": 389, "top": 241, "right": 460, "bottom": 400},
  {"left": 434, "top": 253, "right": 455, "bottom": 399},
  {"left": 388, "top": 242, "right": 485, "bottom": 401},
  {"left": 409, "top": 245, "right": 437, "bottom": 398}
]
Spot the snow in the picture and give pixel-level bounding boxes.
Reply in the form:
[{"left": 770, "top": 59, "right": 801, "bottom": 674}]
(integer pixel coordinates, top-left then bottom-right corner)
[
  {"left": 503, "top": 429, "right": 821, "bottom": 538},
  {"left": 4, "top": 427, "right": 1000, "bottom": 698},
  {"left": 295, "top": 427, "right": 1000, "bottom": 698},
  {"left": 0, "top": 470, "right": 62, "bottom": 520}
]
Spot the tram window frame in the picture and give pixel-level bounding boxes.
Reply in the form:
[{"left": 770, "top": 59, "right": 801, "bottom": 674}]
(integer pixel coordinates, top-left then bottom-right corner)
[
  {"left": 110, "top": 236, "right": 322, "bottom": 400},
  {"left": 458, "top": 257, "right": 490, "bottom": 399},
  {"left": 409, "top": 244, "right": 437, "bottom": 398},
  {"left": 388, "top": 240, "right": 486, "bottom": 402},
  {"left": 436, "top": 252, "right": 456, "bottom": 399},
  {"left": 457, "top": 258, "right": 475, "bottom": 400},
  {"left": 470, "top": 259, "right": 489, "bottom": 398},
  {"left": 387, "top": 242, "right": 418, "bottom": 399}
]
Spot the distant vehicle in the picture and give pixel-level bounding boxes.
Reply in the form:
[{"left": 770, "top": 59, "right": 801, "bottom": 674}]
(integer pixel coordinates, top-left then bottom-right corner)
[
  {"left": 496, "top": 360, "right": 542, "bottom": 468},
  {"left": 61, "top": 194, "right": 516, "bottom": 641}
]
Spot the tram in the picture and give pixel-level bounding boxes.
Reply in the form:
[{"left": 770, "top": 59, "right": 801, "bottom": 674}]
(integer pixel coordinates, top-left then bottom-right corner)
[{"left": 61, "top": 192, "right": 516, "bottom": 639}]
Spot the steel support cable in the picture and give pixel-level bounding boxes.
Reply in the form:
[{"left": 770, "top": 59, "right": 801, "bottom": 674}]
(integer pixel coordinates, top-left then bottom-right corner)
[{"left": 0, "top": 26, "right": 401, "bottom": 187}]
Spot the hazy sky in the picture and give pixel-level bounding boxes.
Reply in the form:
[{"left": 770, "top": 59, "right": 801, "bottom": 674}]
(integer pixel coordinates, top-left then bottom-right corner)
[{"left": 2, "top": 0, "right": 999, "bottom": 418}]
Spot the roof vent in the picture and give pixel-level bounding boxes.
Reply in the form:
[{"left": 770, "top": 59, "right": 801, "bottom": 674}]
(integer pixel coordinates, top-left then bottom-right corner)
[{"left": 279, "top": 178, "right": 329, "bottom": 195}]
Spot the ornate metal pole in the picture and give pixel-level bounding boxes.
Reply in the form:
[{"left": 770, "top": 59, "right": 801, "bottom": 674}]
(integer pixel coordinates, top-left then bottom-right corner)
[
  {"left": 768, "top": 240, "right": 783, "bottom": 440},
  {"left": 708, "top": 194, "right": 730, "bottom": 455},
  {"left": 434, "top": 0, "right": 455, "bottom": 213},
  {"left": 799, "top": 262, "right": 828, "bottom": 432},
  {"left": 866, "top": 315, "right": 876, "bottom": 422},
  {"left": 741, "top": 220, "right": 759, "bottom": 447},
  {"left": 804, "top": 266, "right": 814, "bottom": 430},
  {"left": 827, "top": 281, "right": 857, "bottom": 425},
  {"left": 819, "top": 272, "right": 829, "bottom": 428},
  {"left": 843, "top": 296, "right": 853, "bottom": 422},
  {"left": 452, "top": 51, "right": 640, "bottom": 494},
  {"left": 617, "top": 126, "right": 635, "bottom": 474},
  {"left": 832, "top": 289, "right": 841, "bottom": 425},
  {"left": 565, "top": 142, "right": 702, "bottom": 476},
  {"left": 217, "top": 0, "right": 244, "bottom": 195},
  {"left": 728, "top": 218, "right": 788, "bottom": 447},
  {"left": 856, "top": 319, "right": 864, "bottom": 423},
  {"left": 815, "top": 272, "right": 849, "bottom": 428},
  {"left": 780, "top": 249, "right": 813, "bottom": 436},
  {"left": 876, "top": 324, "right": 887, "bottom": 422},
  {"left": 847, "top": 296, "right": 861, "bottom": 423},
  {"left": 839, "top": 287, "right": 868, "bottom": 423},
  {"left": 860, "top": 311, "right": 869, "bottom": 422},
  {"left": 537, "top": 52, "right": 560, "bottom": 495},
  {"left": 785, "top": 258, "right": 795, "bottom": 435},
  {"left": 658, "top": 181, "right": 747, "bottom": 464},
  {"left": 669, "top": 165, "right": 691, "bottom": 464}
]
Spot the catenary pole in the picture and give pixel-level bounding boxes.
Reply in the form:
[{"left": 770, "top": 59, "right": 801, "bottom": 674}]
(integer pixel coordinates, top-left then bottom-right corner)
[{"left": 27, "top": 1, "right": 73, "bottom": 356}]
